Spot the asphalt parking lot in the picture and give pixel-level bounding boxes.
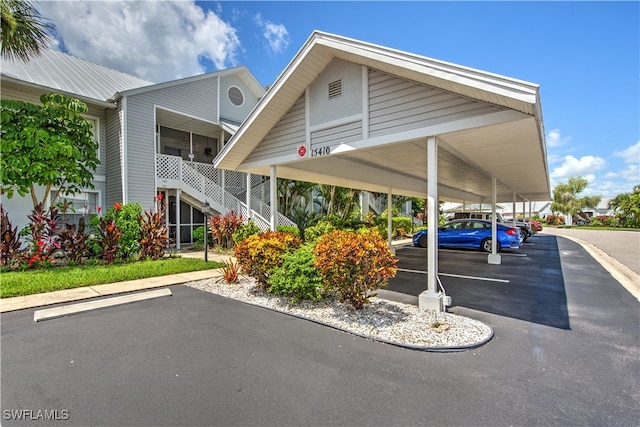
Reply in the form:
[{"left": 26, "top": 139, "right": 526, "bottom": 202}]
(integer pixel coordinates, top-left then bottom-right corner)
[
  {"left": 387, "top": 235, "right": 569, "bottom": 328},
  {"left": 1, "top": 232, "right": 639, "bottom": 426}
]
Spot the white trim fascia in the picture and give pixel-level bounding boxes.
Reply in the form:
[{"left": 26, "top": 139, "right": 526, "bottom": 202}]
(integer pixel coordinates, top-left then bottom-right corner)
[
  {"left": 153, "top": 106, "right": 158, "bottom": 196},
  {"left": 155, "top": 105, "right": 219, "bottom": 126},
  {"left": 304, "top": 87, "right": 310, "bottom": 156},
  {"left": 120, "top": 66, "right": 264, "bottom": 98},
  {"left": 308, "top": 113, "right": 362, "bottom": 133},
  {"left": 314, "top": 32, "right": 540, "bottom": 103},
  {"left": 121, "top": 97, "right": 128, "bottom": 204}
]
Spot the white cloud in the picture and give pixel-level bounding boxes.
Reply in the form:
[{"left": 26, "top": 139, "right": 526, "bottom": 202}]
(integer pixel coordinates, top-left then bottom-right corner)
[
  {"left": 620, "top": 164, "right": 639, "bottom": 183},
  {"left": 550, "top": 155, "right": 606, "bottom": 180},
  {"left": 40, "top": 1, "right": 241, "bottom": 82},
  {"left": 546, "top": 129, "right": 571, "bottom": 148},
  {"left": 254, "top": 13, "right": 289, "bottom": 54},
  {"left": 613, "top": 141, "right": 640, "bottom": 164}
]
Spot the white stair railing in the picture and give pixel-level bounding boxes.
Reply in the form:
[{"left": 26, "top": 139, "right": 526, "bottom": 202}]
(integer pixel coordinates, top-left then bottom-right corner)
[{"left": 156, "top": 154, "right": 294, "bottom": 230}]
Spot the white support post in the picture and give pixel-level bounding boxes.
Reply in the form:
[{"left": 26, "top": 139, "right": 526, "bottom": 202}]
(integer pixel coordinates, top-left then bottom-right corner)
[
  {"left": 419, "top": 136, "right": 444, "bottom": 312},
  {"left": 176, "top": 189, "right": 181, "bottom": 251},
  {"left": 246, "top": 173, "right": 252, "bottom": 221},
  {"left": 387, "top": 187, "right": 393, "bottom": 252},
  {"left": 270, "top": 166, "right": 277, "bottom": 231},
  {"left": 488, "top": 178, "right": 501, "bottom": 264},
  {"left": 522, "top": 198, "right": 526, "bottom": 221},
  {"left": 221, "top": 170, "right": 226, "bottom": 212},
  {"left": 512, "top": 192, "right": 517, "bottom": 229}
]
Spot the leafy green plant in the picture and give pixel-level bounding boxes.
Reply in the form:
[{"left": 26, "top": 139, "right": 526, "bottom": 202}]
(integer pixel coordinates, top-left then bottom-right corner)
[
  {"left": 304, "top": 220, "right": 336, "bottom": 243},
  {"left": 289, "top": 205, "right": 320, "bottom": 242},
  {"left": 0, "top": 93, "right": 99, "bottom": 207},
  {"left": 104, "top": 202, "right": 141, "bottom": 259},
  {"left": 375, "top": 216, "right": 413, "bottom": 238},
  {"left": 138, "top": 195, "right": 168, "bottom": 260},
  {"left": 0, "top": 205, "right": 23, "bottom": 268},
  {"left": 59, "top": 216, "right": 91, "bottom": 264},
  {"left": 218, "top": 258, "right": 242, "bottom": 284},
  {"left": 268, "top": 243, "right": 324, "bottom": 304},
  {"left": 234, "top": 231, "right": 301, "bottom": 290},
  {"left": 232, "top": 221, "right": 261, "bottom": 244},
  {"left": 192, "top": 225, "right": 212, "bottom": 248},
  {"left": 276, "top": 225, "right": 299, "bottom": 237},
  {"left": 313, "top": 229, "right": 398, "bottom": 309}
]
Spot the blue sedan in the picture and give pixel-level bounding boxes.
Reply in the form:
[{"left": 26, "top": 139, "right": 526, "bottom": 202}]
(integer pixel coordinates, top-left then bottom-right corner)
[{"left": 413, "top": 219, "right": 521, "bottom": 252}]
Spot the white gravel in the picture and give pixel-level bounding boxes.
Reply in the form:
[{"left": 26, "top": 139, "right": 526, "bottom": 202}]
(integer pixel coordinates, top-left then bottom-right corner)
[{"left": 187, "top": 275, "right": 493, "bottom": 350}]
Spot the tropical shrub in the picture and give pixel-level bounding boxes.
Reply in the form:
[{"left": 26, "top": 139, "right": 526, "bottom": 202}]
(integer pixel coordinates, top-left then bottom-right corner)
[
  {"left": 313, "top": 229, "right": 398, "bottom": 309},
  {"left": 0, "top": 206, "right": 23, "bottom": 268},
  {"left": 232, "top": 221, "right": 261, "bottom": 244},
  {"left": 210, "top": 210, "right": 243, "bottom": 249},
  {"left": 96, "top": 216, "right": 122, "bottom": 264},
  {"left": 218, "top": 258, "right": 242, "bottom": 284},
  {"left": 234, "top": 231, "right": 301, "bottom": 290},
  {"left": 268, "top": 243, "right": 324, "bottom": 304},
  {"left": 138, "top": 195, "right": 168, "bottom": 260},
  {"left": 276, "top": 225, "right": 299, "bottom": 238},
  {"left": 59, "top": 217, "right": 91, "bottom": 264},
  {"left": 375, "top": 216, "right": 413, "bottom": 238},
  {"left": 24, "top": 203, "right": 61, "bottom": 268},
  {"left": 304, "top": 220, "right": 336, "bottom": 243},
  {"left": 102, "top": 202, "right": 141, "bottom": 259}
]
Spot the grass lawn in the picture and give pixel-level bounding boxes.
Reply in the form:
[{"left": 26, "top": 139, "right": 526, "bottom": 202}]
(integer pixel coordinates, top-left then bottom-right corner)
[{"left": 0, "top": 258, "right": 224, "bottom": 298}]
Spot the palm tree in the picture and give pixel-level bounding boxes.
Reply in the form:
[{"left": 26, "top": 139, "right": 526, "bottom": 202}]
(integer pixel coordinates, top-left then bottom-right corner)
[{"left": 1, "top": 0, "right": 52, "bottom": 61}]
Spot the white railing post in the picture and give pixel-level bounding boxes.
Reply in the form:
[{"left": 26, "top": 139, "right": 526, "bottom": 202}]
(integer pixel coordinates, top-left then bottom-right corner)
[{"left": 246, "top": 173, "right": 252, "bottom": 221}]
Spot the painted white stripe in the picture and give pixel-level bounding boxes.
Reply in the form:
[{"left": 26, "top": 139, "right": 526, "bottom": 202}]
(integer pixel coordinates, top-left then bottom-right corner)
[
  {"left": 397, "top": 268, "right": 510, "bottom": 283},
  {"left": 34, "top": 288, "right": 172, "bottom": 322}
]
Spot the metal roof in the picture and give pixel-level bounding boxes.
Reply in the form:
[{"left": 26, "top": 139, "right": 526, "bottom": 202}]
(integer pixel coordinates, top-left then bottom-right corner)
[
  {"left": 216, "top": 31, "right": 550, "bottom": 203},
  {"left": 1, "top": 49, "right": 153, "bottom": 102}
]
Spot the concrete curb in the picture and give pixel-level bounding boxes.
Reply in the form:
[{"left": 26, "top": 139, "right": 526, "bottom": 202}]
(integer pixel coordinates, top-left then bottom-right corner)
[{"left": 0, "top": 269, "right": 222, "bottom": 313}]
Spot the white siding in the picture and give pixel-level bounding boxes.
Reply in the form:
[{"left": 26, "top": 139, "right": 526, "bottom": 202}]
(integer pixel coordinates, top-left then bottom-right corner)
[
  {"left": 245, "top": 96, "right": 306, "bottom": 163},
  {"left": 368, "top": 69, "right": 504, "bottom": 138},
  {"left": 124, "top": 77, "right": 219, "bottom": 209},
  {"left": 308, "top": 59, "right": 362, "bottom": 127},
  {"left": 310, "top": 120, "right": 362, "bottom": 151},
  {"left": 220, "top": 74, "right": 260, "bottom": 125}
]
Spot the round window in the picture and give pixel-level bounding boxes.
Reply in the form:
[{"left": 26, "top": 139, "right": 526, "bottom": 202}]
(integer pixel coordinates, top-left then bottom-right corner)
[{"left": 228, "top": 86, "right": 244, "bottom": 107}]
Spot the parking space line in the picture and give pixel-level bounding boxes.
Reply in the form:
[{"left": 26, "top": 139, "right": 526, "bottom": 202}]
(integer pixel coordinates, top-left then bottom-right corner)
[{"left": 397, "top": 268, "right": 510, "bottom": 283}]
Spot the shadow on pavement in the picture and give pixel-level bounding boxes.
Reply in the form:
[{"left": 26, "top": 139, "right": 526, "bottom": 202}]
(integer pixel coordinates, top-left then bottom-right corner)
[{"left": 387, "top": 235, "right": 570, "bottom": 330}]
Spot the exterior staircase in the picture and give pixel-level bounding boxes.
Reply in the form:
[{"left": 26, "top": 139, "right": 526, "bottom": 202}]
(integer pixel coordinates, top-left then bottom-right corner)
[{"left": 156, "top": 154, "right": 295, "bottom": 231}]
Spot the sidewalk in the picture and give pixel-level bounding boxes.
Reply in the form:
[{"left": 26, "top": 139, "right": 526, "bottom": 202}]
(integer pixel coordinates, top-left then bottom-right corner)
[
  {"left": 0, "top": 252, "right": 231, "bottom": 314},
  {"left": 1, "top": 239, "right": 415, "bottom": 314}
]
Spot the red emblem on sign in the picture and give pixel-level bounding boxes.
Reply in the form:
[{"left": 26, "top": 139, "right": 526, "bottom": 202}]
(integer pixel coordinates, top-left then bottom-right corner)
[{"left": 298, "top": 145, "right": 307, "bottom": 157}]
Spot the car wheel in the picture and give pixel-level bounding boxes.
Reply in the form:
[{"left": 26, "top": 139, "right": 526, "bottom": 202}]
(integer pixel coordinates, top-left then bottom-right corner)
[
  {"left": 418, "top": 235, "right": 427, "bottom": 248},
  {"left": 520, "top": 230, "right": 528, "bottom": 242},
  {"left": 481, "top": 238, "right": 501, "bottom": 252}
]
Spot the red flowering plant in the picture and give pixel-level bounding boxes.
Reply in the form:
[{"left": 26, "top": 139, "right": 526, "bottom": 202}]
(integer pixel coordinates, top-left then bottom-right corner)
[
  {"left": 23, "top": 203, "right": 62, "bottom": 268},
  {"left": 210, "top": 210, "right": 243, "bottom": 249},
  {"left": 138, "top": 195, "right": 168, "bottom": 260}
]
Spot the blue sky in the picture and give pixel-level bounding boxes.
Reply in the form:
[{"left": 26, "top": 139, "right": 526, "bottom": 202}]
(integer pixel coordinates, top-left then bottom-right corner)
[{"left": 41, "top": 1, "right": 639, "bottom": 199}]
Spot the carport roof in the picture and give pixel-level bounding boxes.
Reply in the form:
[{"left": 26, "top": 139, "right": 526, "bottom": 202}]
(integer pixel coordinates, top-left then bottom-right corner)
[{"left": 215, "top": 31, "right": 550, "bottom": 203}]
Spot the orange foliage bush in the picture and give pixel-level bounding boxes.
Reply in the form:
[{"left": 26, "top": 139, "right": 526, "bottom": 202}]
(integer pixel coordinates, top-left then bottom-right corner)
[
  {"left": 234, "top": 231, "right": 301, "bottom": 289},
  {"left": 313, "top": 229, "right": 398, "bottom": 309}
]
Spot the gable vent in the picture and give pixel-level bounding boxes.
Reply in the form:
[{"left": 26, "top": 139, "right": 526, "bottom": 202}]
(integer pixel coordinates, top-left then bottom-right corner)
[{"left": 328, "top": 79, "right": 342, "bottom": 100}]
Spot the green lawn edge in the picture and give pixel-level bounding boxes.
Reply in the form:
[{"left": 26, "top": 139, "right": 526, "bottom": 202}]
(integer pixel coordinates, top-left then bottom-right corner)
[{"left": 0, "top": 258, "right": 224, "bottom": 298}]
